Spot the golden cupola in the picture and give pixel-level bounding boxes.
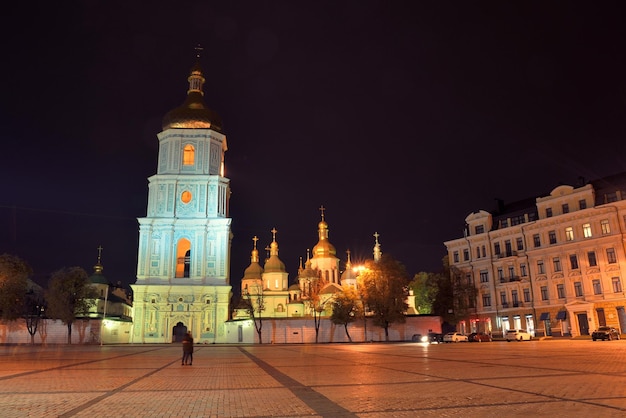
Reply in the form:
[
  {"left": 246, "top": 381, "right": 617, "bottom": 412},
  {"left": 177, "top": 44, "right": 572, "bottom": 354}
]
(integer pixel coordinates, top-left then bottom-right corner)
[
  {"left": 312, "top": 208, "right": 336, "bottom": 258},
  {"left": 264, "top": 228, "right": 286, "bottom": 273},
  {"left": 162, "top": 59, "right": 223, "bottom": 132}
]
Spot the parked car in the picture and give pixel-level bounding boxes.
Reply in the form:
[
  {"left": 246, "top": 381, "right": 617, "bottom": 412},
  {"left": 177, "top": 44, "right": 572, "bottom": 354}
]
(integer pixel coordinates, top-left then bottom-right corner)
[
  {"left": 411, "top": 334, "right": 428, "bottom": 342},
  {"left": 428, "top": 332, "right": 444, "bottom": 343},
  {"left": 505, "top": 329, "right": 532, "bottom": 341},
  {"left": 412, "top": 333, "right": 445, "bottom": 343},
  {"left": 591, "top": 326, "right": 621, "bottom": 341},
  {"left": 468, "top": 332, "right": 492, "bottom": 342},
  {"left": 443, "top": 332, "right": 469, "bottom": 343}
]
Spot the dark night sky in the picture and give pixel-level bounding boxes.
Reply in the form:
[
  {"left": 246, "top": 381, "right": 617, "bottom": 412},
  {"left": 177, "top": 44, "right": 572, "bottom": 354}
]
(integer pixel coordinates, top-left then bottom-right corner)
[{"left": 3, "top": 1, "right": 626, "bottom": 295}]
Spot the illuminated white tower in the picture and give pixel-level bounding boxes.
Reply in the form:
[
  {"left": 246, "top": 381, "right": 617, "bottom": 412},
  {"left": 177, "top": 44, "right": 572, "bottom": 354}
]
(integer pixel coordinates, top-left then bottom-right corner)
[{"left": 131, "top": 51, "right": 232, "bottom": 344}]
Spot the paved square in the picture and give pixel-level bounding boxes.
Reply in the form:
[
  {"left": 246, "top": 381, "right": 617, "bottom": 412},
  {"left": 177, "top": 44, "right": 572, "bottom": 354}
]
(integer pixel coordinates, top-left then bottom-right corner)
[{"left": 0, "top": 340, "right": 625, "bottom": 417}]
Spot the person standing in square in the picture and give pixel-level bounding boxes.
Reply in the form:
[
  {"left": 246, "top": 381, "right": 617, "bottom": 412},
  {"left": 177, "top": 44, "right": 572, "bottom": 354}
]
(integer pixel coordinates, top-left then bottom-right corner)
[{"left": 182, "top": 332, "right": 194, "bottom": 365}]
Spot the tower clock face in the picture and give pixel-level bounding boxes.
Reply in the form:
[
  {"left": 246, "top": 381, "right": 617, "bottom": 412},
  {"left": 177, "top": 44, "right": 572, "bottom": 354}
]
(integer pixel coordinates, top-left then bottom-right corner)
[{"left": 181, "top": 190, "right": 192, "bottom": 203}]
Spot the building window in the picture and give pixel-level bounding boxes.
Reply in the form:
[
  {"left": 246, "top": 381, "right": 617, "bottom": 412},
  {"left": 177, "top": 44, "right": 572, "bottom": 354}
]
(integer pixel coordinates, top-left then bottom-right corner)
[
  {"left": 516, "top": 237, "right": 523, "bottom": 251},
  {"left": 606, "top": 192, "right": 618, "bottom": 203},
  {"left": 482, "top": 245, "right": 486, "bottom": 257},
  {"left": 494, "top": 242, "right": 501, "bottom": 256},
  {"left": 475, "top": 225, "right": 484, "bottom": 234},
  {"left": 553, "top": 257, "right": 561, "bottom": 272},
  {"left": 523, "top": 288, "right": 530, "bottom": 302},
  {"left": 466, "top": 273, "right": 474, "bottom": 285},
  {"left": 482, "top": 294, "right": 491, "bottom": 307},
  {"left": 582, "top": 223, "right": 592, "bottom": 238},
  {"left": 601, "top": 219, "right": 610, "bottom": 235},
  {"left": 612, "top": 277, "right": 622, "bottom": 293},
  {"left": 562, "top": 203, "right": 569, "bottom": 214},
  {"left": 520, "top": 263, "right": 527, "bottom": 277},
  {"left": 537, "top": 260, "right": 545, "bottom": 274},
  {"left": 593, "top": 279, "right": 602, "bottom": 295},
  {"left": 463, "top": 249, "right": 469, "bottom": 261},
  {"left": 565, "top": 227, "right": 574, "bottom": 241},
  {"left": 508, "top": 266, "right": 515, "bottom": 279},
  {"left": 498, "top": 268, "right": 504, "bottom": 282},
  {"left": 540, "top": 286, "right": 548, "bottom": 300},
  {"left": 511, "top": 290, "right": 519, "bottom": 305},
  {"left": 500, "top": 291, "right": 507, "bottom": 306},
  {"left": 588, "top": 251, "right": 597, "bottom": 267},
  {"left": 574, "top": 281, "right": 583, "bottom": 297},
  {"left": 453, "top": 251, "right": 459, "bottom": 263},
  {"left": 505, "top": 240, "right": 512, "bottom": 256},
  {"left": 480, "top": 270, "right": 489, "bottom": 283},
  {"left": 183, "top": 144, "right": 195, "bottom": 165},
  {"left": 546, "top": 208, "right": 553, "bottom": 218},
  {"left": 549, "top": 230, "right": 557, "bottom": 244},
  {"left": 579, "top": 199, "right": 587, "bottom": 210},
  {"left": 476, "top": 247, "right": 481, "bottom": 258},
  {"left": 607, "top": 248, "right": 617, "bottom": 264},
  {"left": 557, "top": 284, "right": 565, "bottom": 299},
  {"left": 533, "top": 234, "right": 541, "bottom": 248},
  {"left": 569, "top": 254, "right": 579, "bottom": 270}
]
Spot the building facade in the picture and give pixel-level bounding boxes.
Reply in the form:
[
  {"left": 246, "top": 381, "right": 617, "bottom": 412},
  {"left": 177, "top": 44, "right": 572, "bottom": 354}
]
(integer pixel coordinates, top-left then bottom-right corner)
[
  {"left": 130, "top": 60, "right": 232, "bottom": 344},
  {"left": 444, "top": 173, "right": 626, "bottom": 338}
]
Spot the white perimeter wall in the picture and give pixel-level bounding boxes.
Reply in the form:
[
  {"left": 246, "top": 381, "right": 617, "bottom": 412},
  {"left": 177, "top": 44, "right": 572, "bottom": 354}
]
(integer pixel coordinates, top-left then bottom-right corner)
[{"left": 224, "top": 316, "right": 443, "bottom": 344}]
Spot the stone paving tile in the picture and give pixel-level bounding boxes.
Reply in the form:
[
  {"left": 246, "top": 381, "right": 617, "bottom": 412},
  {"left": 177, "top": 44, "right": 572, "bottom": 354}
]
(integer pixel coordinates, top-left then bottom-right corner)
[
  {"left": 0, "top": 369, "right": 150, "bottom": 392},
  {"left": 71, "top": 388, "right": 319, "bottom": 418},
  {"left": 313, "top": 380, "right": 550, "bottom": 413},
  {"left": 0, "top": 393, "right": 105, "bottom": 418}
]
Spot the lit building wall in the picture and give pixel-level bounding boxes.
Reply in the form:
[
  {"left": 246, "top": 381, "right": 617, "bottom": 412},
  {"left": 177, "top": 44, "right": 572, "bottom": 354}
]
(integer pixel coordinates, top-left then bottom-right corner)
[{"left": 445, "top": 176, "right": 626, "bottom": 337}]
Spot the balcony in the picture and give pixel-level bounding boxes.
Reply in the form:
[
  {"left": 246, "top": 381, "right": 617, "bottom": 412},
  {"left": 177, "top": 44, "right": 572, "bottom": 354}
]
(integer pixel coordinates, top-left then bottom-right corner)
[{"left": 496, "top": 251, "right": 517, "bottom": 259}]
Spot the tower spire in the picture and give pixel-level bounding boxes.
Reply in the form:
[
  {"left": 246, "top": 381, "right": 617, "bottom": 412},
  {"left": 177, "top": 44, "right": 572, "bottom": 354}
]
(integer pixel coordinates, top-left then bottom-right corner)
[
  {"left": 373, "top": 232, "right": 382, "bottom": 262},
  {"left": 94, "top": 245, "right": 104, "bottom": 274}
]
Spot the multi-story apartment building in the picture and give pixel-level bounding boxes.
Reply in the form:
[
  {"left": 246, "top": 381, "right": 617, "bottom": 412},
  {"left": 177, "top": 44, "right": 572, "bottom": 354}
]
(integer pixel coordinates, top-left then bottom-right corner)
[{"left": 444, "top": 172, "right": 626, "bottom": 338}]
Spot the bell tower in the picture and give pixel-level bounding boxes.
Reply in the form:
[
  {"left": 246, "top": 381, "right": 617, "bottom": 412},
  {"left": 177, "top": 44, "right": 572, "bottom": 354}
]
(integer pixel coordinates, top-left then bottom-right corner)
[{"left": 131, "top": 49, "right": 233, "bottom": 343}]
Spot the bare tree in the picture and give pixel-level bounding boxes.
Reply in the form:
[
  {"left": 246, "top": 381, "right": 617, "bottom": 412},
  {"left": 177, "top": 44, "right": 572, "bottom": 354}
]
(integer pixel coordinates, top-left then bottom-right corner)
[
  {"left": 360, "top": 254, "right": 410, "bottom": 341},
  {"left": 242, "top": 285, "right": 266, "bottom": 343},
  {"left": 0, "top": 254, "right": 31, "bottom": 321},
  {"left": 306, "top": 274, "right": 329, "bottom": 343},
  {"left": 23, "top": 287, "right": 45, "bottom": 344},
  {"left": 45, "top": 267, "right": 97, "bottom": 344},
  {"left": 330, "top": 288, "right": 362, "bottom": 342}
]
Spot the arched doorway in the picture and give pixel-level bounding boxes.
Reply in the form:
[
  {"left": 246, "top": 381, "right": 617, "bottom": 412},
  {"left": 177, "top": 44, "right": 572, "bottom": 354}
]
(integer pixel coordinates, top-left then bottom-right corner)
[{"left": 172, "top": 322, "right": 187, "bottom": 342}]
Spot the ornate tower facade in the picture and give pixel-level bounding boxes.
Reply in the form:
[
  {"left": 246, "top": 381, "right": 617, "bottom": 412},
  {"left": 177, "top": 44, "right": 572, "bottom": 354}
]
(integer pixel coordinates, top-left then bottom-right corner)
[{"left": 131, "top": 58, "right": 232, "bottom": 344}]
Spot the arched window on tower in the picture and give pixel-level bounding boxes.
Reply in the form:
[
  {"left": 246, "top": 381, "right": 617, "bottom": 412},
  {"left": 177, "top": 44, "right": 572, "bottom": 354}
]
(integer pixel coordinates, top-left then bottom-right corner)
[
  {"left": 176, "top": 238, "right": 191, "bottom": 278},
  {"left": 183, "top": 144, "right": 195, "bottom": 166}
]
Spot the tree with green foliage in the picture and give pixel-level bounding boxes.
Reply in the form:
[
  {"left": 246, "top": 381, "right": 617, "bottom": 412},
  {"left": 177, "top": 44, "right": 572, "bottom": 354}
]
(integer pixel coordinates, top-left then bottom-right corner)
[
  {"left": 359, "top": 254, "right": 410, "bottom": 341},
  {"left": 409, "top": 271, "right": 441, "bottom": 314},
  {"left": 45, "top": 267, "right": 97, "bottom": 344},
  {"left": 0, "top": 254, "right": 31, "bottom": 321},
  {"left": 330, "top": 288, "right": 362, "bottom": 342}
]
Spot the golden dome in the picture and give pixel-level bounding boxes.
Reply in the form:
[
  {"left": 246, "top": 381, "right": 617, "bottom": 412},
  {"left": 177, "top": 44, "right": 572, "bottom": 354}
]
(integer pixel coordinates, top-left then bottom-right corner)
[{"left": 162, "top": 62, "right": 223, "bottom": 132}]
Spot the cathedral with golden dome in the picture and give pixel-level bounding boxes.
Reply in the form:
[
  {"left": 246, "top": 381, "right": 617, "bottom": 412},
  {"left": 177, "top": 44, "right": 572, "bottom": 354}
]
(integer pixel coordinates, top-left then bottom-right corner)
[{"left": 235, "top": 206, "right": 386, "bottom": 320}]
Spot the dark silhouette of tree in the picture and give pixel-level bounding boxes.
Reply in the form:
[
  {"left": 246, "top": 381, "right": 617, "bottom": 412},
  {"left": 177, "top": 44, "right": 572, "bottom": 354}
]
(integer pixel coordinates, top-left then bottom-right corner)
[
  {"left": 23, "top": 287, "right": 45, "bottom": 345},
  {"left": 242, "top": 285, "right": 265, "bottom": 343},
  {"left": 330, "top": 288, "right": 362, "bottom": 342},
  {"left": 0, "top": 254, "right": 31, "bottom": 321},
  {"left": 430, "top": 255, "right": 477, "bottom": 327},
  {"left": 360, "top": 254, "right": 410, "bottom": 341},
  {"left": 45, "top": 267, "right": 97, "bottom": 344},
  {"left": 306, "top": 274, "right": 329, "bottom": 343}
]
